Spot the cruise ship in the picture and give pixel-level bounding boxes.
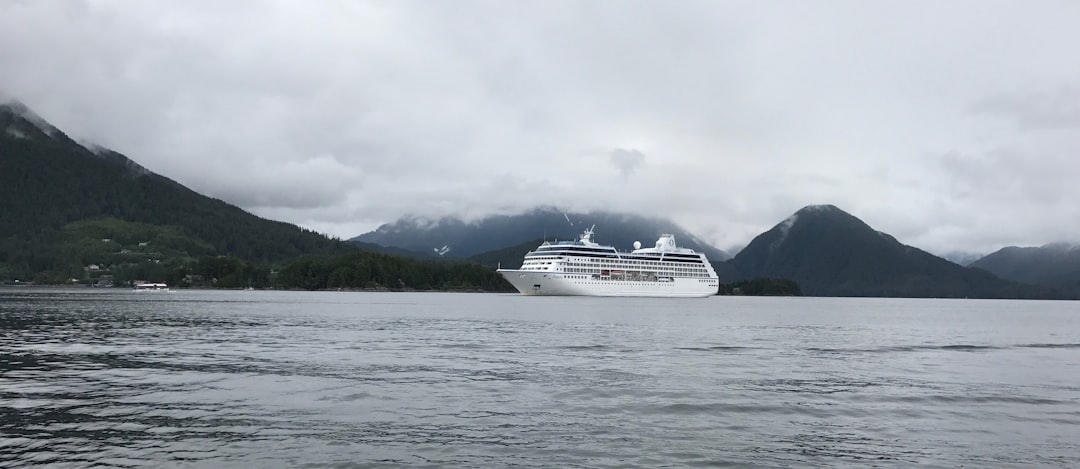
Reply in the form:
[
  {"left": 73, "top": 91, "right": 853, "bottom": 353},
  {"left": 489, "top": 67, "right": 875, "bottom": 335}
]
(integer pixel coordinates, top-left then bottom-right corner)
[{"left": 497, "top": 226, "right": 720, "bottom": 297}]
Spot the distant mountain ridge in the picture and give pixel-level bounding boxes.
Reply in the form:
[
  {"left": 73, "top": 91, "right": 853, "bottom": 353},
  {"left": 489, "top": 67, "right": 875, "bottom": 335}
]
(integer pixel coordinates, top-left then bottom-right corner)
[
  {"left": 970, "top": 243, "right": 1080, "bottom": 297},
  {"left": 728, "top": 205, "right": 1065, "bottom": 299},
  {"left": 351, "top": 207, "right": 730, "bottom": 261},
  {"left": 0, "top": 99, "right": 351, "bottom": 281}
]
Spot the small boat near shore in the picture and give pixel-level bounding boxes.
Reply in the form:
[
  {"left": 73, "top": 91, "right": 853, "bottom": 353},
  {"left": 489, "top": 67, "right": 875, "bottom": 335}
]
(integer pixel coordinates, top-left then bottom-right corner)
[{"left": 133, "top": 282, "right": 170, "bottom": 292}]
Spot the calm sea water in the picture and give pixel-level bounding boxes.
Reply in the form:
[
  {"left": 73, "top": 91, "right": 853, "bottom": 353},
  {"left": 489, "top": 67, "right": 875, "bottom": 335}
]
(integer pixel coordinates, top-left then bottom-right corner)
[{"left": 1, "top": 289, "right": 1078, "bottom": 467}]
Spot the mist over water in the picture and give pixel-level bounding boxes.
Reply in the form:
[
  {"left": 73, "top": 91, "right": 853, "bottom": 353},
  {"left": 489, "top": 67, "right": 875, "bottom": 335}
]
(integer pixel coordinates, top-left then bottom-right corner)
[{"left": 2, "top": 290, "right": 1079, "bottom": 467}]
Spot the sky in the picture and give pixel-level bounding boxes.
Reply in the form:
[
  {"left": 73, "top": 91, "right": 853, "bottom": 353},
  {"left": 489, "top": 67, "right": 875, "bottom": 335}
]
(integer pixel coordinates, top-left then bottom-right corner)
[{"left": 2, "top": 0, "right": 1079, "bottom": 256}]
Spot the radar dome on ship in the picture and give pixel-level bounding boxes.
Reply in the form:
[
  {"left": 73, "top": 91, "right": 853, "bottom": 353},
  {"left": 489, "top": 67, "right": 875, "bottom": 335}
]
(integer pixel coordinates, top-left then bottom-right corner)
[{"left": 633, "top": 241, "right": 641, "bottom": 250}]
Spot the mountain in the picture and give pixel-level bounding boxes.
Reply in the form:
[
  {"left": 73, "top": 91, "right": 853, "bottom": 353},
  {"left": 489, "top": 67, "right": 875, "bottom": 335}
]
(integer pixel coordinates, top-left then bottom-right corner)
[
  {"left": 970, "top": 243, "right": 1080, "bottom": 297},
  {"left": 350, "top": 241, "right": 435, "bottom": 259},
  {"left": 0, "top": 100, "right": 352, "bottom": 282},
  {"left": 352, "top": 207, "right": 730, "bottom": 261},
  {"left": 467, "top": 238, "right": 544, "bottom": 269},
  {"left": 728, "top": 205, "right": 1065, "bottom": 298}
]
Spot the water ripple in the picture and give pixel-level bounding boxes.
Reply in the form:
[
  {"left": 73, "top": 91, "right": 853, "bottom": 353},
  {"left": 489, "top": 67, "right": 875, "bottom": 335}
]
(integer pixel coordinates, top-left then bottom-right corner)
[{"left": 2, "top": 290, "right": 1079, "bottom": 467}]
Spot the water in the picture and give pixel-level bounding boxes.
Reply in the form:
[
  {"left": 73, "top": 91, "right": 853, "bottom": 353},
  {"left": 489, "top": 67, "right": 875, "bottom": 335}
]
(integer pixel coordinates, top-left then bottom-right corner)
[{"left": 2, "top": 289, "right": 1079, "bottom": 467}]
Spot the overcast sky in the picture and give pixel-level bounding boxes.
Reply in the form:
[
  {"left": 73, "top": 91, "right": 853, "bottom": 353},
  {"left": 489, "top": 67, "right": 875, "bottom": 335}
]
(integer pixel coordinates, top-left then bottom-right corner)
[{"left": 3, "top": 0, "right": 1079, "bottom": 255}]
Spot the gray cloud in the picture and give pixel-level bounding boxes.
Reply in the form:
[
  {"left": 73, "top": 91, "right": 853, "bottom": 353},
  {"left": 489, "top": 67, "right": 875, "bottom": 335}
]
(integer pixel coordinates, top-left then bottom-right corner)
[
  {"left": 2, "top": 0, "right": 1079, "bottom": 255},
  {"left": 610, "top": 148, "right": 646, "bottom": 178},
  {"left": 970, "top": 86, "right": 1080, "bottom": 130}
]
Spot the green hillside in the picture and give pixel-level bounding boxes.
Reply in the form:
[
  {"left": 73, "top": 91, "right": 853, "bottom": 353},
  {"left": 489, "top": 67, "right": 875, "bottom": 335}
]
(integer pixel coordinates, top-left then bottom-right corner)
[
  {"left": 0, "top": 101, "right": 351, "bottom": 283},
  {"left": 274, "top": 252, "right": 513, "bottom": 292}
]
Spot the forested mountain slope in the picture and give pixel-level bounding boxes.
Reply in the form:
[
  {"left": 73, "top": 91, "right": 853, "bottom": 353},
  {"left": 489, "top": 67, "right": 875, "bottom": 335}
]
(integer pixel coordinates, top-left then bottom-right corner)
[{"left": 0, "top": 100, "right": 349, "bottom": 282}]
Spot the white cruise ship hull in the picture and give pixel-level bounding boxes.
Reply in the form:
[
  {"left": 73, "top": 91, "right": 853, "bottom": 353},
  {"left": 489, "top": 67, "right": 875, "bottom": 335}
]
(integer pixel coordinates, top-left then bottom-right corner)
[{"left": 497, "top": 269, "right": 717, "bottom": 298}]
